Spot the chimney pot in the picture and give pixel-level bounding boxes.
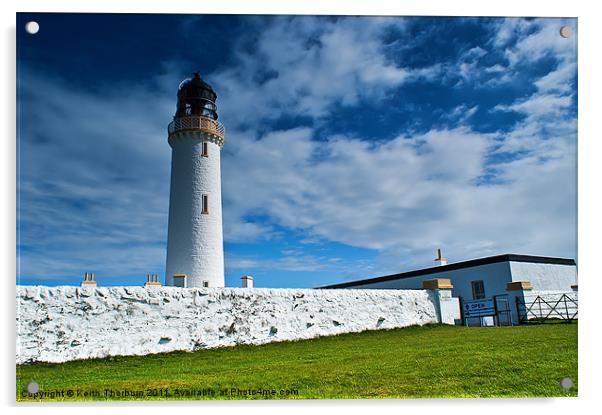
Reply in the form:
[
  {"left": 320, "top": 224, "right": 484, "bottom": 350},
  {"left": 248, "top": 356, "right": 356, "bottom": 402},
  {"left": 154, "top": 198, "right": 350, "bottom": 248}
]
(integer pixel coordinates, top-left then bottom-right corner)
[
  {"left": 434, "top": 248, "right": 447, "bottom": 266},
  {"left": 241, "top": 275, "right": 254, "bottom": 288}
]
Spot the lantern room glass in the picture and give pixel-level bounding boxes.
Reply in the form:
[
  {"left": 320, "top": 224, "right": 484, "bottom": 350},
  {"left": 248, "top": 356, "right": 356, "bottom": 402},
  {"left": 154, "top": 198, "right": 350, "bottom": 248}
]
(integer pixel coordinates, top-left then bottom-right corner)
[{"left": 175, "top": 72, "right": 219, "bottom": 120}]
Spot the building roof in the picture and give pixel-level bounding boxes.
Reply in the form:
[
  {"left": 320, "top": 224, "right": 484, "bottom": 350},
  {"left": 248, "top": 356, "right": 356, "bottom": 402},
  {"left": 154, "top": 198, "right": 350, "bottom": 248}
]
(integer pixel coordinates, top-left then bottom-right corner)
[{"left": 317, "top": 254, "right": 576, "bottom": 289}]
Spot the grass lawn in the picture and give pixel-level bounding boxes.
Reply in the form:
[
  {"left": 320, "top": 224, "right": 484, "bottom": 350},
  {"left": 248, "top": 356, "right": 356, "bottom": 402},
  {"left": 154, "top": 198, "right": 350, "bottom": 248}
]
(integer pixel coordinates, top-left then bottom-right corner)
[{"left": 16, "top": 323, "right": 577, "bottom": 401}]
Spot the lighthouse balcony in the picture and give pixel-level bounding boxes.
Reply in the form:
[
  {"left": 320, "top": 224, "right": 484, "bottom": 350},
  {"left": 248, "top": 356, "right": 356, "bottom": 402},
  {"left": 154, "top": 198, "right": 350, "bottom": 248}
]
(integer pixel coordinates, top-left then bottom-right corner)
[{"left": 168, "top": 115, "right": 225, "bottom": 140}]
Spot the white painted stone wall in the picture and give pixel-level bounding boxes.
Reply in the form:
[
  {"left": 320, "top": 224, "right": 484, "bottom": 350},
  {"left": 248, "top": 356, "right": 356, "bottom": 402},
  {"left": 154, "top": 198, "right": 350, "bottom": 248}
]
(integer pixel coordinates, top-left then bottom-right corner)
[
  {"left": 521, "top": 289, "right": 578, "bottom": 321},
  {"left": 504, "top": 288, "right": 578, "bottom": 324},
  {"left": 526, "top": 289, "right": 578, "bottom": 300},
  {"left": 166, "top": 131, "right": 224, "bottom": 288},
  {"left": 16, "top": 286, "right": 441, "bottom": 364},
  {"left": 509, "top": 262, "right": 577, "bottom": 291}
]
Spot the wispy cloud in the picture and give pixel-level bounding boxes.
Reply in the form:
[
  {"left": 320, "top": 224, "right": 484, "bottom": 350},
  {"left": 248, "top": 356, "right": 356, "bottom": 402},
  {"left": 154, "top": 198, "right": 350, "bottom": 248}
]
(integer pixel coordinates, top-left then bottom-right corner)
[
  {"left": 210, "top": 16, "right": 439, "bottom": 129},
  {"left": 222, "top": 123, "right": 574, "bottom": 274},
  {"left": 17, "top": 70, "right": 174, "bottom": 281},
  {"left": 217, "top": 16, "right": 576, "bottom": 274}
]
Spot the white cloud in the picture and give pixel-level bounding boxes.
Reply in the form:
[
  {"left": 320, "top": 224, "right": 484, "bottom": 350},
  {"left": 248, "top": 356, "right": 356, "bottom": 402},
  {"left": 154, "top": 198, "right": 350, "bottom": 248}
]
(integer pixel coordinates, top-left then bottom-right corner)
[
  {"left": 222, "top": 123, "right": 575, "bottom": 274},
  {"left": 442, "top": 104, "right": 479, "bottom": 124},
  {"left": 495, "top": 94, "right": 573, "bottom": 121},
  {"left": 216, "top": 19, "right": 577, "bottom": 276},
  {"left": 458, "top": 18, "right": 577, "bottom": 89},
  {"left": 226, "top": 251, "right": 340, "bottom": 273},
  {"left": 18, "top": 70, "right": 174, "bottom": 280},
  {"left": 535, "top": 62, "right": 577, "bottom": 94},
  {"left": 209, "top": 16, "right": 437, "bottom": 128},
  {"left": 490, "top": 18, "right": 577, "bottom": 162},
  {"left": 493, "top": 18, "right": 531, "bottom": 47},
  {"left": 446, "top": 42, "right": 505, "bottom": 89},
  {"left": 505, "top": 19, "right": 577, "bottom": 66}
]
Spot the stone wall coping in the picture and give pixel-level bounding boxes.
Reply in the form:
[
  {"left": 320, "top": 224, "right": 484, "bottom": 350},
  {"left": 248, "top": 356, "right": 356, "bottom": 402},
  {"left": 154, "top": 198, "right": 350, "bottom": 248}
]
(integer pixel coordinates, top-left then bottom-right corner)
[
  {"left": 506, "top": 281, "right": 533, "bottom": 291},
  {"left": 422, "top": 279, "right": 453, "bottom": 289}
]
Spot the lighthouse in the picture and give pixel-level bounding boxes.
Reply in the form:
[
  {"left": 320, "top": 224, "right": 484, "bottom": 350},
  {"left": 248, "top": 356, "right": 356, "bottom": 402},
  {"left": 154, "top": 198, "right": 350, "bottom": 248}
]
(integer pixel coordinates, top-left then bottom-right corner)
[{"left": 165, "top": 72, "right": 225, "bottom": 288}]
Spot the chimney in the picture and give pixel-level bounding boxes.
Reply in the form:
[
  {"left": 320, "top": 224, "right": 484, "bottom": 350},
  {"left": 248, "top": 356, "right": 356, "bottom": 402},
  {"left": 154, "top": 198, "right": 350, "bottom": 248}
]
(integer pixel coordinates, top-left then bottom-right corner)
[
  {"left": 241, "top": 275, "right": 254, "bottom": 288},
  {"left": 80, "top": 271, "right": 97, "bottom": 287},
  {"left": 434, "top": 248, "right": 447, "bottom": 266},
  {"left": 145, "top": 274, "right": 162, "bottom": 287}
]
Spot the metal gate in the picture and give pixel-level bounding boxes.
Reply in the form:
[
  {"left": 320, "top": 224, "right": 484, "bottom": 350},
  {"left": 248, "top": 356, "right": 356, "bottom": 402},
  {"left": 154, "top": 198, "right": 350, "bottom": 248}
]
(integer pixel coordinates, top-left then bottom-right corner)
[
  {"left": 493, "top": 295, "right": 513, "bottom": 326},
  {"left": 515, "top": 293, "right": 578, "bottom": 323}
]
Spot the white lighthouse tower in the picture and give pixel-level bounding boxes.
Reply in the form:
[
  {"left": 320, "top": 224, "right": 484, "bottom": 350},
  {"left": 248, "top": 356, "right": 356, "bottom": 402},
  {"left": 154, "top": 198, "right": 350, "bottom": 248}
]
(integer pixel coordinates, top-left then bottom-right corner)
[{"left": 165, "top": 72, "right": 225, "bottom": 288}]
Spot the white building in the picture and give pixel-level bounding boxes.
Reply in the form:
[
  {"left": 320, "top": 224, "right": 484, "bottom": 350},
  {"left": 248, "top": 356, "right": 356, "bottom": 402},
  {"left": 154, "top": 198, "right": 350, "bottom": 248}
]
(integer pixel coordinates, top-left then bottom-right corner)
[
  {"left": 320, "top": 253, "right": 577, "bottom": 324},
  {"left": 165, "top": 73, "right": 225, "bottom": 288}
]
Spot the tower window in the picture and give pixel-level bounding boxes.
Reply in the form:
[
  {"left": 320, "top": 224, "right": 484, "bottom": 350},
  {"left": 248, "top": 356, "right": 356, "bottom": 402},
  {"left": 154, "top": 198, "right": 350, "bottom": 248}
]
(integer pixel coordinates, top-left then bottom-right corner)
[
  {"left": 202, "top": 142, "right": 208, "bottom": 157},
  {"left": 202, "top": 281, "right": 209, "bottom": 288},
  {"left": 202, "top": 194, "right": 209, "bottom": 214}
]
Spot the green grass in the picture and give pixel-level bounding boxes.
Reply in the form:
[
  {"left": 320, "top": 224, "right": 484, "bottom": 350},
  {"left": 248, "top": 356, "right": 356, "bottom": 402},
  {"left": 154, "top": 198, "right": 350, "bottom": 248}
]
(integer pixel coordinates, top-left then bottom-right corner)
[{"left": 16, "top": 323, "right": 577, "bottom": 401}]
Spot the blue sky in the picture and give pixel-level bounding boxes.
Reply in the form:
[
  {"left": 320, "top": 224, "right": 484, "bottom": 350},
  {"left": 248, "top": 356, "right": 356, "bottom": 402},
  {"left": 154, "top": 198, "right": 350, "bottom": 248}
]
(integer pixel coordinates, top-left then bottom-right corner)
[{"left": 16, "top": 14, "right": 577, "bottom": 288}]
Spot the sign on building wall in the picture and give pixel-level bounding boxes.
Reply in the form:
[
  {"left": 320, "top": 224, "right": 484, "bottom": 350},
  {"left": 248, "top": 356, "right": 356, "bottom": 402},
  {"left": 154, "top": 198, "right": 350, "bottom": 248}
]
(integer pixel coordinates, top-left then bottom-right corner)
[{"left": 463, "top": 298, "right": 495, "bottom": 318}]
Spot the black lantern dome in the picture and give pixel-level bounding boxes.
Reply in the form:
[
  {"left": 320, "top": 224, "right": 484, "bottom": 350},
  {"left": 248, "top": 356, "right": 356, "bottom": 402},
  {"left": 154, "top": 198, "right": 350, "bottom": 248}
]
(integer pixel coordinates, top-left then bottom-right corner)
[{"left": 175, "top": 72, "right": 219, "bottom": 120}]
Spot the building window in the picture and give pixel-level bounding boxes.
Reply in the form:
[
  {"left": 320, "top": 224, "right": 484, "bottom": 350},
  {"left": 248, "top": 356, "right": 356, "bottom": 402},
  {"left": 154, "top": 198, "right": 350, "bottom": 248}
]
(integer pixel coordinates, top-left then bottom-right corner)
[
  {"left": 202, "top": 281, "right": 209, "bottom": 288},
  {"left": 202, "top": 142, "right": 208, "bottom": 157},
  {"left": 202, "top": 194, "right": 209, "bottom": 214},
  {"left": 471, "top": 280, "right": 486, "bottom": 300}
]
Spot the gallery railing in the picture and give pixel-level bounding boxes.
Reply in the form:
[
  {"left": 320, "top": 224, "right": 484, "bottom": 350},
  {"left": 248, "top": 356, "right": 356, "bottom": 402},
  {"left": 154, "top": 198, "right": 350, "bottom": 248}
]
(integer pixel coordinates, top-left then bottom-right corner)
[{"left": 168, "top": 115, "right": 225, "bottom": 140}]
